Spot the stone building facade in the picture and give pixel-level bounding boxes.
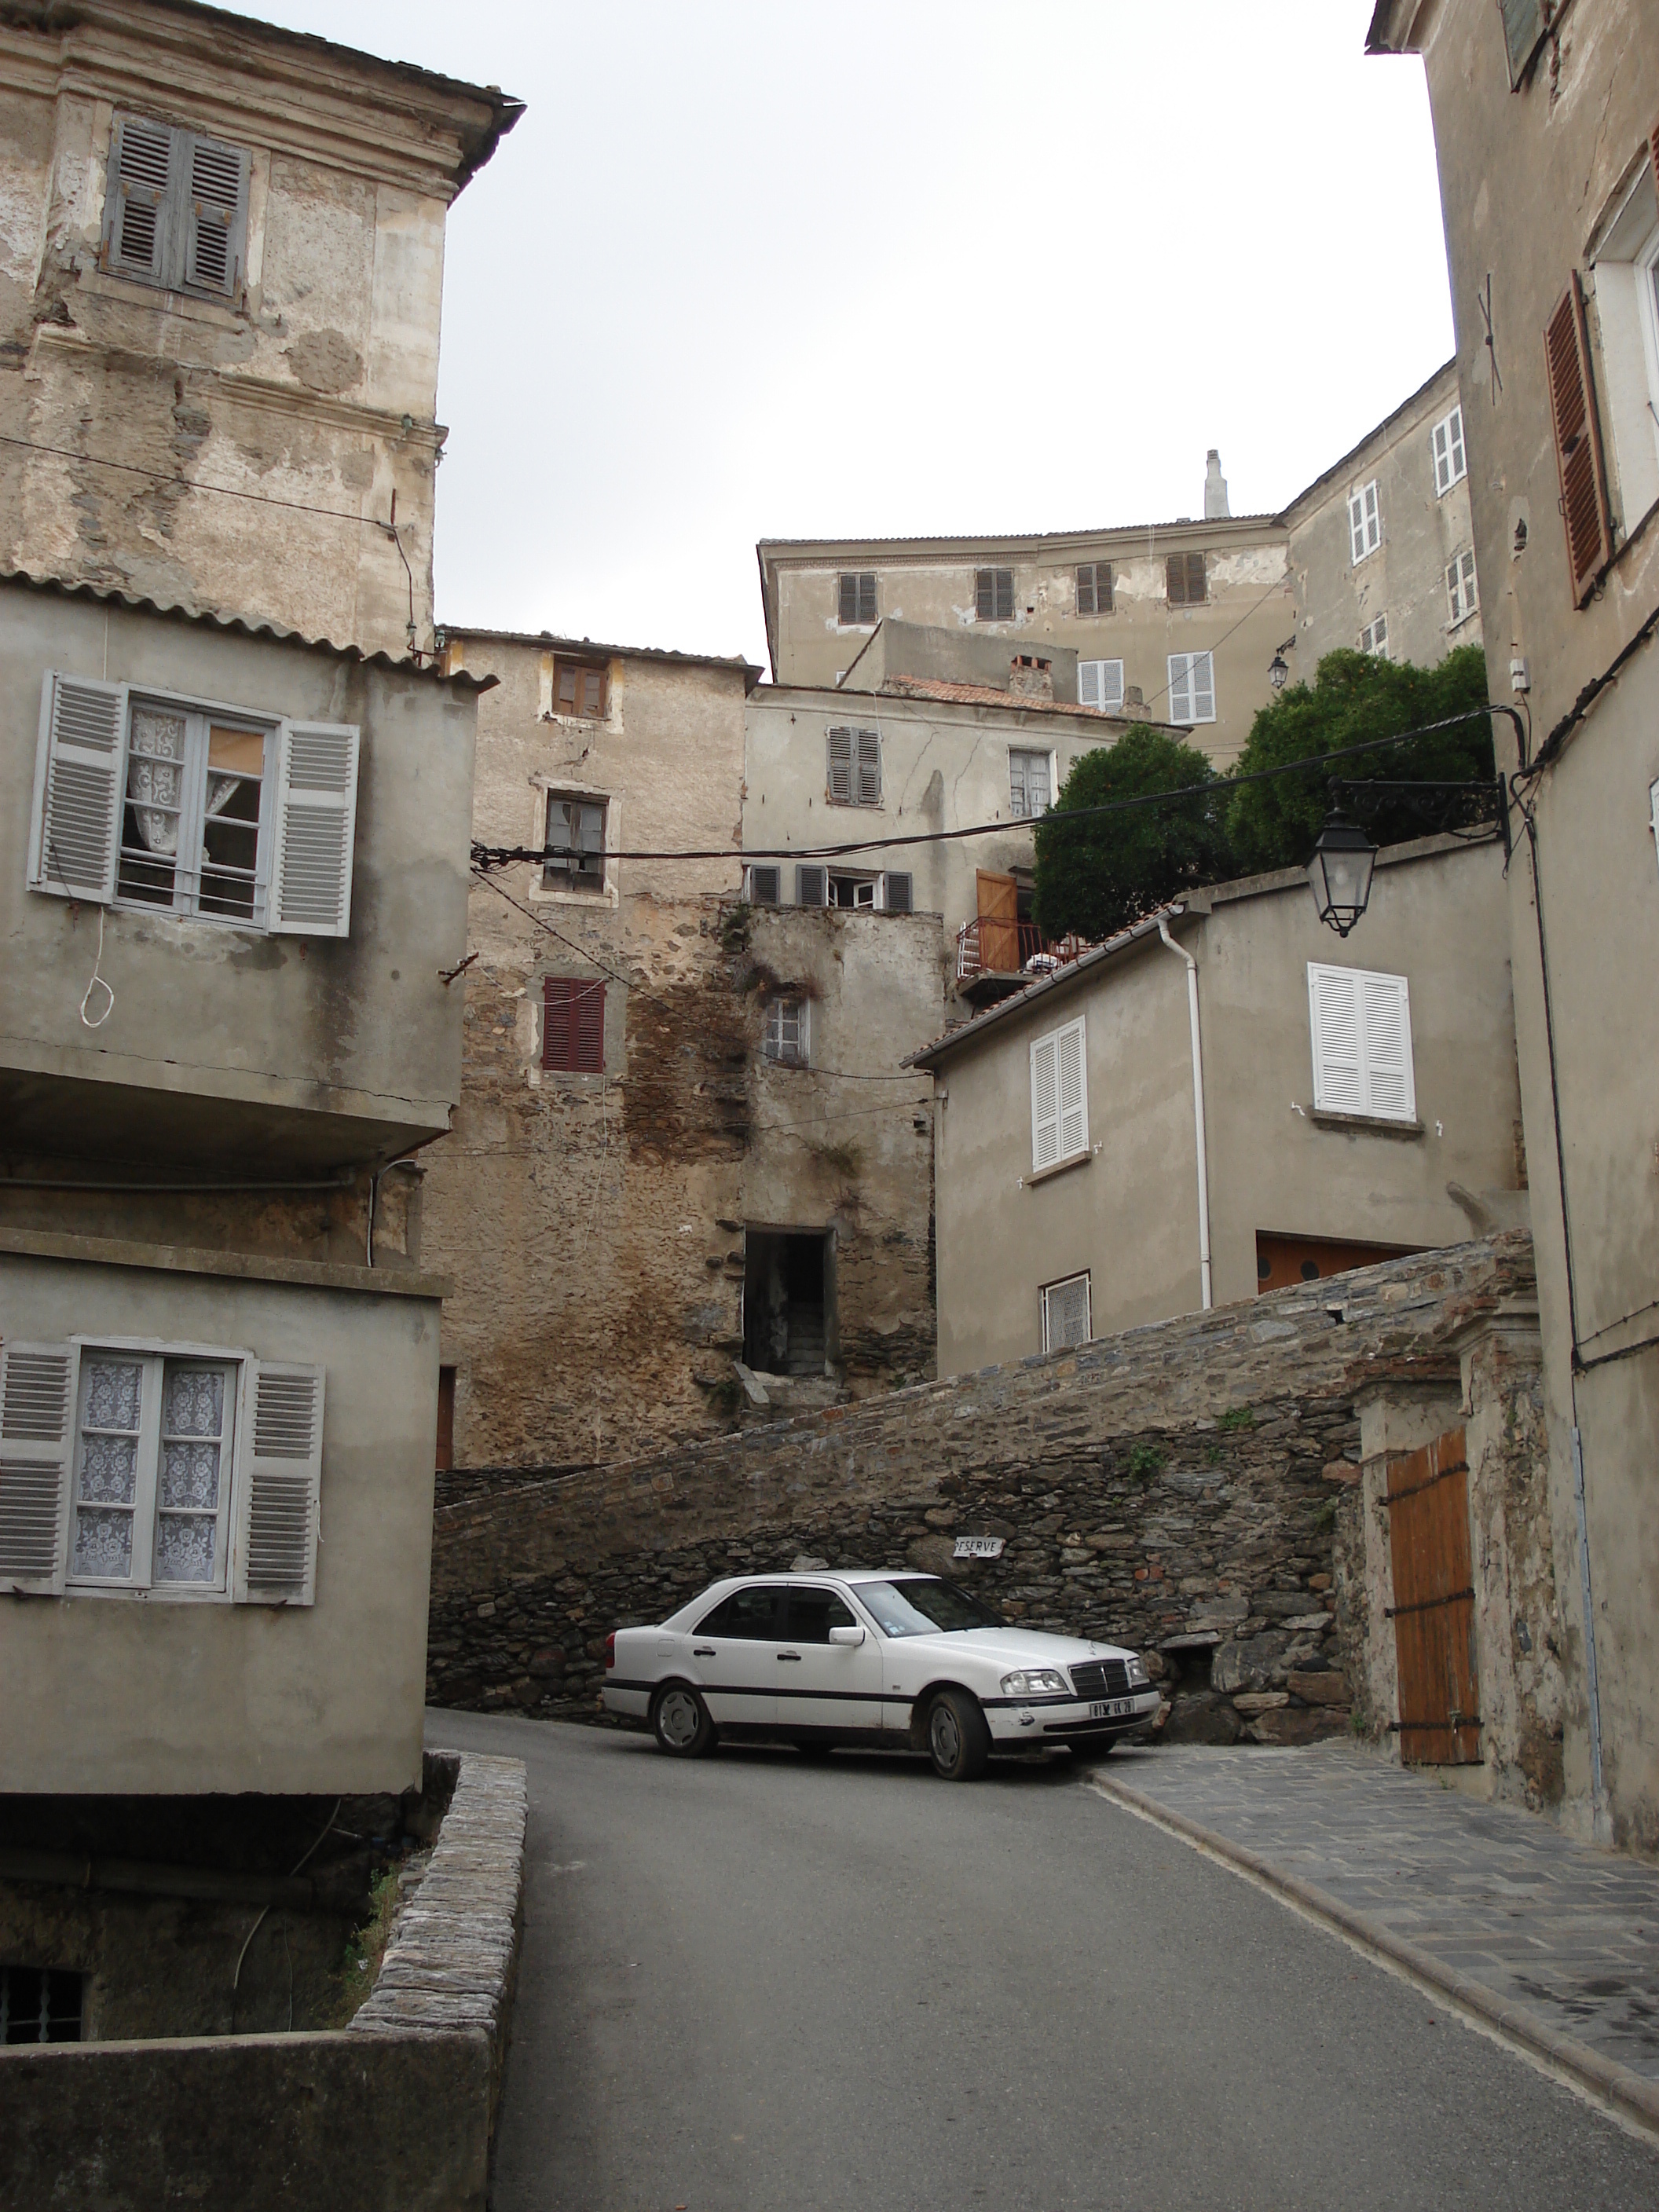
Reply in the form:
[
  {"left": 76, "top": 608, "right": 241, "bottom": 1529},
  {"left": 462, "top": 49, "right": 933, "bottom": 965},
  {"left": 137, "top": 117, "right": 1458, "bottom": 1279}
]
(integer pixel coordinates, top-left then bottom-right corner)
[
  {"left": 0, "top": 0, "right": 518, "bottom": 656},
  {"left": 1367, "top": 0, "right": 1659, "bottom": 1854},
  {"left": 419, "top": 628, "right": 944, "bottom": 1476}
]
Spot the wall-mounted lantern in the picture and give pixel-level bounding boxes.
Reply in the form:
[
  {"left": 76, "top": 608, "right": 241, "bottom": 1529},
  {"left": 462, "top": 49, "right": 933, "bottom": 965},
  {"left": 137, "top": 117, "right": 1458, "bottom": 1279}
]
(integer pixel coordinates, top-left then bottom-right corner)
[
  {"left": 1268, "top": 634, "right": 1297, "bottom": 692},
  {"left": 1306, "top": 812, "right": 1379, "bottom": 937}
]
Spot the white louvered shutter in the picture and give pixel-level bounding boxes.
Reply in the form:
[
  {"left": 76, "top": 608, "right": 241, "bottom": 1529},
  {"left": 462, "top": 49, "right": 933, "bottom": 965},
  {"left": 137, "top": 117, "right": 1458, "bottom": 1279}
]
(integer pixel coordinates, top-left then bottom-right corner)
[
  {"left": 184, "top": 132, "right": 249, "bottom": 295},
  {"left": 1079, "top": 661, "right": 1101, "bottom": 709},
  {"left": 1349, "top": 491, "right": 1366, "bottom": 564},
  {"left": 1447, "top": 408, "right": 1465, "bottom": 483},
  {"left": 101, "top": 116, "right": 172, "bottom": 283},
  {"left": 0, "top": 1342, "right": 76, "bottom": 1596},
  {"left": 855, "top": 730, "right": 881, "bottom": 805},
  {"left": 827, "top": 727, "right": 854, "bottom": 804},
  {"left": 233, "top": 1363, "right": 324, "bottom": 1605},
  {"left": 1168, "top": 655, "right": 1194, "bottom": 723},
  {"left": 270, "top": 721, "right": 360, "bottom": 936},
  {"left": 1364, "top": 483, "right": 1380, "bottom": 553},
  {"left": 1057, "top": 1017, "right": 1087, "bottom": 1158},
  {"left": 1308, "top": 965, "right": 1366, "bottom": 1114},
  {"left": 1361, "top": 972, "right": 1415, "bottom": 1120},
  {"left": 1043, "top": 1276, "right": 1091, "bottom": 1352},
  {"left": 1189, "top": 652, "right": 1214, "bottom": 722},
  {"left": 28, "top": 673, "right": 127, "bottom": 901},
  {"left": 1031, "top": 1031, "right": 1060, "bottom": 1172}
]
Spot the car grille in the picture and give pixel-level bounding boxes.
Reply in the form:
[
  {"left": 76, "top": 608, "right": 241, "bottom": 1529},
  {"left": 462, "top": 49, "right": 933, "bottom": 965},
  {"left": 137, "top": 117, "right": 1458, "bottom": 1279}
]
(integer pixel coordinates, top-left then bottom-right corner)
[{"left": 1070, "top": 1658, "right": 1131, "bottom": 1700}]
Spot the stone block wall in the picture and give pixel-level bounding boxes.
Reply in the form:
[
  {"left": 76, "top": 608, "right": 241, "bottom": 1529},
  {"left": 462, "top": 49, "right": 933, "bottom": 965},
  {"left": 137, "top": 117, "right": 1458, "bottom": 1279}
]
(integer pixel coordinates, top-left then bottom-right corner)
[{"left": 427, "top": 1235, "right": 1536, "bottom": 1749}]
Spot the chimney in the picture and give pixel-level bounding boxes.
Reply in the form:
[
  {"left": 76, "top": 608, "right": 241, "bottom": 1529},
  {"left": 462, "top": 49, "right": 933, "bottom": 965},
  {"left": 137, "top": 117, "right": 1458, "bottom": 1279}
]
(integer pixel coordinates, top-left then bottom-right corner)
[
  {"left": 1008, "top": 652, "right": 1054, "bottom": 703},
  {"left": 1204, "top": 449, "right": 1230, "bottom": 519}
]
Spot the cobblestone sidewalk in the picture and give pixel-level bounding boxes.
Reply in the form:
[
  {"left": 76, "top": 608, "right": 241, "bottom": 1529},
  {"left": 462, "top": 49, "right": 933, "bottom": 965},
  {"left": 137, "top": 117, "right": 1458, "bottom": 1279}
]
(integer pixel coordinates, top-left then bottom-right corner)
[{"left": 1097, "top": 1741, "right": 1659, "bottom": 2125}]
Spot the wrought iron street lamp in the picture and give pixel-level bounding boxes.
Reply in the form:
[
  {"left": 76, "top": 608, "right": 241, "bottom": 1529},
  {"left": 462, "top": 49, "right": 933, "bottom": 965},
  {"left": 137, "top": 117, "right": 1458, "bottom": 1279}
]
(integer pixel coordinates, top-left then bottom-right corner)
[
  {"left": 1306, "top": 812, "right": 1379, "bottom": 938},
  {"left": 1267, "top": 635, "right": 1297, "bottom": 692}
]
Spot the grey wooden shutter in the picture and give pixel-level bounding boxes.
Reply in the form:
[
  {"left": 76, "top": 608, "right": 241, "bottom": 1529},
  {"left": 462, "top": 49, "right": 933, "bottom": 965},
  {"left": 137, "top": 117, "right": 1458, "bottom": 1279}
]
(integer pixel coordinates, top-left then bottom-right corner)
[
  {"left": 1076, "top": 565, "right": 1097, "bottom": 617},
  {"left": 184, "top": 132, "right": 249, "bottom": 295},
  {"left": 27, "top": 672, "right": 126, "bottom": 902},
  {"left": 796, "top": 864, "right": 826, "bottom": 906},
  {"left": 838, "top": 573, "right": 857, "bottom": 624},
  {"left": 976, "top": 569, "right": 994, "bottom": 620},
  {"left": 270, "top": 720, "right": 360, "bottom": 936},
  {"left": 883, "top": 872, "right": 912, "bottom": 913},
  {"left": 1500, "top": 0, "right": 1547, "bottom": 87},
  {"left": 0, "top": 1342, "right": 76, "bottom": 1597},
  {"left": 749, "top": 864, "right": 780, "bottom": 906},
  {"left": 233, "top": 1363, "right": 324, "bottom": 1606},
  {"left": 857, "top": 573, "right": 877, "bottom": 624},
  {"left": 101, "top": 116, "right": 173, "bottom": 283},
  {"left": 826, "top": 727, "right": 854, "bottom": 804},
  {"left": 995, "top": 569, "right": 1014, "bottom": 619},
  {"left": 855, "top": 730, "right": 881, "bottom": 805}
]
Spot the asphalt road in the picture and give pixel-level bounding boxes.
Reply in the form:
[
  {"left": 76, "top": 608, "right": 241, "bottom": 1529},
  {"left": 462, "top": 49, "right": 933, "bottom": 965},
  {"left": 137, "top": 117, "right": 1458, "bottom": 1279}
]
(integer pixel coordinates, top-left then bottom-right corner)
[{"left": 428, "top": 1712, "right": 1659, "bottom": 2212}]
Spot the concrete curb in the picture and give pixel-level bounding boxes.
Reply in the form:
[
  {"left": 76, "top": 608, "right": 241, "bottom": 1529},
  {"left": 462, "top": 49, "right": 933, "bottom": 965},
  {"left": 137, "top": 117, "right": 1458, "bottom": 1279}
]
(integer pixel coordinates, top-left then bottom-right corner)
[{"left": 1091, "top": 1769, "right": 1659, "bottom": 2141}]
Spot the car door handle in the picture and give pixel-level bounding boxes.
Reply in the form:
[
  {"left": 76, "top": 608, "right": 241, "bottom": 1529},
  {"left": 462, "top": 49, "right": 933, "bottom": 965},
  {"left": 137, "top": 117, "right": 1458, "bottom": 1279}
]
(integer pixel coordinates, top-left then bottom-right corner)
[
  {"left": 692, "top": 1647, "right": 716, "bottom": 1658},
  {"left": 777, "top": 1650, "right": 803, "bottom": 1662}
]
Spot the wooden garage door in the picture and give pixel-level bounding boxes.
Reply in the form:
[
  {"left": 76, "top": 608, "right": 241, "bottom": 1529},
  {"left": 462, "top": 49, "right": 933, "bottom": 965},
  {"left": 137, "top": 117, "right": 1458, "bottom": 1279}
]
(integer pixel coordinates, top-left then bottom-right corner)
[{"left": 1386, "top": 1427, "right": 1481, "bottom": 1765}]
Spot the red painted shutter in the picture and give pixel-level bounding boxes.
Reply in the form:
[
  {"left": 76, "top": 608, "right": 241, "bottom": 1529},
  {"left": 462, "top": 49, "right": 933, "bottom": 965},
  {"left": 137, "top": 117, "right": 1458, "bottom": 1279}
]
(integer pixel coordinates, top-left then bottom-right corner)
[
  {"left": 542, "top": 978, "right": 572, "bottom": 1069},
  {"left": 1544, "top": 273, "right": 1612, "bottom": 608},
  {"left": 573, "top": 981, "right": 605, "bottom": 1072}
]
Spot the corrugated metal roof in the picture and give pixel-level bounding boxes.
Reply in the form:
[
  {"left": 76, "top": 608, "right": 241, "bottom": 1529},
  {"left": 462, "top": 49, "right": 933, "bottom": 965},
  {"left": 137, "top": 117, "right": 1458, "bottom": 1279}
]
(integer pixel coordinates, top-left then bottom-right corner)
[{"left": 0, "top": 567, "right": 497, "bottom": 690}]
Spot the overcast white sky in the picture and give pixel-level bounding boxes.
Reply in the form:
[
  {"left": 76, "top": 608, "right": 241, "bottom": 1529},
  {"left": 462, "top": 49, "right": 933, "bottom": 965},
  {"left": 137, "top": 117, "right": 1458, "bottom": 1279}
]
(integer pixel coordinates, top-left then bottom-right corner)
[{"left": 253, "top": 2, "right": 1451, "bottom": 672}]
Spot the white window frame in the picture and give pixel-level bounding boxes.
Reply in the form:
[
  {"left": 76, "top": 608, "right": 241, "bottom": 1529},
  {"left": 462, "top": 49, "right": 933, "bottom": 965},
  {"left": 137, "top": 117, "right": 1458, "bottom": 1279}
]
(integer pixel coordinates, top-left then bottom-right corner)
[
  {"left": 1650, "top": 778, "right": 1659, "bottom": 884},
  {"left": 1040, "top": 1272, "right": 1092, "bottom": 1353},
  {"left": 1167, "top": 651, "right": 1215, "bottom": 727},
  {"left": 1030, "top": 1014, "right": 1088, "bottom": 1173},
  {"left": 1431, "top": 405, "right": 1467, "bottom": 495},
  {"left": 1588, "top": 170, "right": 1659, "bottom": 537},
  {"left": 1359, "top": 615, "right": 1390, "bottom": 658},
  {"left": 27, "top": 674, "right": 358, "bottom": 937},
  {"left": 1077, "top": 660, "right": 1124, "bottom": 713},
  {"left": 1009, "top": 747, "right": 1055, "bottom": 819},
  {"left": 1306, "top": 962, "right": 1416, "bottom": 1123},
  {"left": 1446, "top": 549, "right": 1480, "bottom": 628},
  {"left": 763, "top": 995, "right": 808, "bottom": 1065},
  {"left": 1348, "top": 480, "right": 1382, "bottom": 564}
]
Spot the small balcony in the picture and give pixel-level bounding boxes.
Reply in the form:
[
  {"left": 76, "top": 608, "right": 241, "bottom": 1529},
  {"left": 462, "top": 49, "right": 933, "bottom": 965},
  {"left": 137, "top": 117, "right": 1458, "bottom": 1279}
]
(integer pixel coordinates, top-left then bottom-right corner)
[{"left": 954, "top": 917, "right": 1090, "bottom": 1004}]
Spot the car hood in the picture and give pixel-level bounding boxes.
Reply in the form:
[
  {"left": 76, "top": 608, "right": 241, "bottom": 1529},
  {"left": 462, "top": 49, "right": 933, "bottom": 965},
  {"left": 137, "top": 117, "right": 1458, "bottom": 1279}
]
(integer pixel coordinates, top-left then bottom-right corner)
[{"left": 897, "top": 1628, "right": 1136, "bottom": 1668}]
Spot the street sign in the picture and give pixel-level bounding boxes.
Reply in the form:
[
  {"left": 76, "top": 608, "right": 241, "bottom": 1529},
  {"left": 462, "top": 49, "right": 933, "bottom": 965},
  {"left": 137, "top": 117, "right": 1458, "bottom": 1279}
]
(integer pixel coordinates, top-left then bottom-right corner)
[{"left": 953, "top": 1535, "right": 1005, "bottom": 1560}]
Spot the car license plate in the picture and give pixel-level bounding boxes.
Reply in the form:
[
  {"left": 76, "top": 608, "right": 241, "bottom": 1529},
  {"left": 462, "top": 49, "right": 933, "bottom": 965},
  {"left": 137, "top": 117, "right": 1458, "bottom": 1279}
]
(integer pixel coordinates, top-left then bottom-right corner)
[{"left": 1090, "top": 1699, "right": 1134, "bottom": 1720}]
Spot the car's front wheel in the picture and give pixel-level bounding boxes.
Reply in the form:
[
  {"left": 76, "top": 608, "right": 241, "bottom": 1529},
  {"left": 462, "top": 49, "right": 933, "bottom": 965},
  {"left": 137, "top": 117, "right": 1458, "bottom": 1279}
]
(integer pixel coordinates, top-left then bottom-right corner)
[
  {"left": 650, "top": 1683, "right": 717, "bottom": 1758},
  {"left": 925, "top": 1687, "right": 990, "bottom": 1781}
]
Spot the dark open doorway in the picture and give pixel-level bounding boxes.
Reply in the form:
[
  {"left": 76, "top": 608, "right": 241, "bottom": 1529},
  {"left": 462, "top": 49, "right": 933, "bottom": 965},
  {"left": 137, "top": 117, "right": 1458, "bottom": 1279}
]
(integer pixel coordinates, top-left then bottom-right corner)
[{"left": 743, "top": 1229, "right": 835, "bottom": 1377}]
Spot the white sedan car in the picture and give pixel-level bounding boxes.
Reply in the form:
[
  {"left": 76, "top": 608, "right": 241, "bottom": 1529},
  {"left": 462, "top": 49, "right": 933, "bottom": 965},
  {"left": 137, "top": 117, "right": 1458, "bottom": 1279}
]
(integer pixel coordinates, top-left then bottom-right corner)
[{"left": 602, "top": 1570, "right": 1159, "bottom": 1781}]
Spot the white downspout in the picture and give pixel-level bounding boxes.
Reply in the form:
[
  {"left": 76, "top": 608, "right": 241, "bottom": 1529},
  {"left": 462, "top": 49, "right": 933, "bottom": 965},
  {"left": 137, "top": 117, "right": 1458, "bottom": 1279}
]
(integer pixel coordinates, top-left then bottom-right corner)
[{"left": 1157, "top": 913, "right": 1212, "bottom": 1310}]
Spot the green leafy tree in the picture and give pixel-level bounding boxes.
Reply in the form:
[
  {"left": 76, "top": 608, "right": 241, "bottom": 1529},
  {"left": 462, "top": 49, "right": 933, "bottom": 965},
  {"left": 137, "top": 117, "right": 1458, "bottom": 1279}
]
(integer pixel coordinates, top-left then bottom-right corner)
[
  {"left": 1033, "top": 724, "right": 1232, "bottom": 943},
  {"left": 1226, "top": 643, "right": 1493, "bottom": 876}
]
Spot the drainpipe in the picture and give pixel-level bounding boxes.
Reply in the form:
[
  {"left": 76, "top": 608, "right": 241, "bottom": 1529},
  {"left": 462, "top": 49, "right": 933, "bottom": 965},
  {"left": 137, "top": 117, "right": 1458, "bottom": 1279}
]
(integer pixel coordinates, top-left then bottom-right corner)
[{"left": 1157, "top": 912, "right": 1212, "bottom": 1310}]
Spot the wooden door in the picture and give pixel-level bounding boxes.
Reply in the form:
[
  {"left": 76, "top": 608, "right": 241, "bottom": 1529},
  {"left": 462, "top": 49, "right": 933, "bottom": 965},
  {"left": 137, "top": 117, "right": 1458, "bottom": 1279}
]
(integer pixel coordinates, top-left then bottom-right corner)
[
  {"left": 1386, "top": 1428, "right": 1480, "bottom": 1764},
  {"left": 976, "top": 870, "right": 1020, "bottom": 974}
]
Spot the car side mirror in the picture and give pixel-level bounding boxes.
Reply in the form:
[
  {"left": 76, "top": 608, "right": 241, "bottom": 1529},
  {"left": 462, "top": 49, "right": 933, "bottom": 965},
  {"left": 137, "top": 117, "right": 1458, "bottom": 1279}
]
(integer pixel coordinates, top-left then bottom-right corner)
[{"left": 827, "top": 1624, "right": 865, "bottom": 1647}]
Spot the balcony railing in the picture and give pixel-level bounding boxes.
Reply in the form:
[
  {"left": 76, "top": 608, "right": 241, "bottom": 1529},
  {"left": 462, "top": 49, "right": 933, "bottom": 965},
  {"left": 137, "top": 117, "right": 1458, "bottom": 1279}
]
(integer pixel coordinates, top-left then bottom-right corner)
[{"left": 955, "top": 917, "right": 1090, "bottom": 986}]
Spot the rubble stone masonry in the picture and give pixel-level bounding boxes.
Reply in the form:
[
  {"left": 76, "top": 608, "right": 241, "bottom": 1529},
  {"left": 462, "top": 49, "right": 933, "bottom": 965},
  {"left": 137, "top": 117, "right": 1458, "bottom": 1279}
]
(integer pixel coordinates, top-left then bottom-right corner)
[{"left": 427, "top": 1235, "right": 1535, "bottom": 1749}]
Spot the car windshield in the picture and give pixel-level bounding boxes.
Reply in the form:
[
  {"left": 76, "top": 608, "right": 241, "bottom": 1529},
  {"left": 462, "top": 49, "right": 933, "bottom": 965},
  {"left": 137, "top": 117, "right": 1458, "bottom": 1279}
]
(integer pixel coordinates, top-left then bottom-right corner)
[{"left": 855, "top": 1578, "right": 1005, "bottom": 1636}]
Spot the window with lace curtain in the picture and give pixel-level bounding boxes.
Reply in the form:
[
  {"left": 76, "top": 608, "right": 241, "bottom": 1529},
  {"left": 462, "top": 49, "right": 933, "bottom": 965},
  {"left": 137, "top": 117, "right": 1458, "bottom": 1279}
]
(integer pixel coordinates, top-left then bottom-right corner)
[
  {"left": 118, "top": 702, "right": 271, "bottom": 921},
  {"left": 69, "top": 1352, "right": 239, "bottom": 1594}
]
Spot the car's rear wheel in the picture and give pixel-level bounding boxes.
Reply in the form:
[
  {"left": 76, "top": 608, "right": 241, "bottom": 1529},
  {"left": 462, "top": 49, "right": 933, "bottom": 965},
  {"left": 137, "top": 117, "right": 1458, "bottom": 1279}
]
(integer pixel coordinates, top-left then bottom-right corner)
[
  {"left": 925, "top": 1687, "right": 990, "bottom": 1781},
  {"left": 651, "top": 1683, "right": 717, "bottom": 1758}
]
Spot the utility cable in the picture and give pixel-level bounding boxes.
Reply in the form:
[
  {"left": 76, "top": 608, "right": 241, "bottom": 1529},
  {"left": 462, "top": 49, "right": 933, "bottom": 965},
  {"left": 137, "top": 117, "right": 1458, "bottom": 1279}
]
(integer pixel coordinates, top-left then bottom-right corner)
[
  {"left": 0, "top": 430, "right": 412, "bottom": 529},
  {"left": 78, "top": 906, "right": 114, "bottom": 1029},
  {"left": 471, "top": 709, "right": 1506, "bottom": 870}
]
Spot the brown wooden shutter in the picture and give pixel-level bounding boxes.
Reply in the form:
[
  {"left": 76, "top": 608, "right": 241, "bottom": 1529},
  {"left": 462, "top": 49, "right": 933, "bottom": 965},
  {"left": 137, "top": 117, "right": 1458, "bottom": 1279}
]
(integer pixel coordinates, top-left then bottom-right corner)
[
  {"left": 543, "top": 978, "right": 605, "bottom": 1071},
  {"left": 1098, "top": 562, "right": 1114, "bottom": 613},
  {"left": 1544, "top": 273, "right": 1612, "bottom": 607},
  {"left": 542, "top": 977, "right": 573, "bottom": 1068},
  {"left": 1165, "top": 554, "right": 1185, "bottom": 605},
  {"left": 839, "top": 573, "right": 857, "bottom": 624},
  {"left": 1500, "top": 0, "right": 1547, "bottom": 89},
  {"left": 996, "top": 569, "right": 1014, "bottom": 619},
  {"left": 1076, "top": 565, "right": 1096, "bottom": 617},
  {"left": 573, "top": 981, "right": 605, "bottom": 1071}
]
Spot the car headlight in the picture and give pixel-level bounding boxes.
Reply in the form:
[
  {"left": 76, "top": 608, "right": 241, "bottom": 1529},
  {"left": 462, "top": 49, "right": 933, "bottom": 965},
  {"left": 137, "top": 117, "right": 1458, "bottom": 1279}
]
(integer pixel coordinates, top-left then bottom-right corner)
[
  {"left": 1001, "top": 1668, "right": 1069, "bottom": 1697},
  {"left": 1126, "top": 1655, "right": 1150, "bottom": 1688}
]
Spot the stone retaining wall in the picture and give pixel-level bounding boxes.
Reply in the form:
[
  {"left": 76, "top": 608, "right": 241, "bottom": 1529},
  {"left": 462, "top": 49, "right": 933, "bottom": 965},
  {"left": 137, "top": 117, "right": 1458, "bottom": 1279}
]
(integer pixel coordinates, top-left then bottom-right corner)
[
  {"left": 0, "top": 1750, "right": 527, "bottom": 2212},
  {"left": 427, "top": 1236, "right": 1533, "bottom": 1749}
]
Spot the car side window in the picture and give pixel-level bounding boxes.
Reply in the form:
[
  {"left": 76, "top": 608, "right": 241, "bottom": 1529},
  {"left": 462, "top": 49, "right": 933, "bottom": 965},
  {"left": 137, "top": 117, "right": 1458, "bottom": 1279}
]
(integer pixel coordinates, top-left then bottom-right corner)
[
  {"left": 698, "top": 1585, "right": 785, "bottom": 1639},
  {"left": 787, "top": 1588, "right": 857, "bottom": 1643}
]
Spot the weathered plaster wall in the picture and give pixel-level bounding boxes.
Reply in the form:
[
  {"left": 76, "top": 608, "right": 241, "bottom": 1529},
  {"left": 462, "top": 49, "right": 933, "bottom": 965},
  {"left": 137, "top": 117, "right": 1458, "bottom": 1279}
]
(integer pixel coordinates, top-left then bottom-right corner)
[
  {"left": 746, "top": 682, "right": 1119, "bottom": 950},
  {"left": 928, "top": 838, "right": 1525, "bottom": 1374},
  {"left": 764, "top": 519, "right": 1295, "bottom": 766},
  {"left": 424, "top": 1238, "right": 1536, "bottom": 1734},
  {"left": 0, "top": 1237, "right": 442, "bottom": 1796},
  {"left": 0, "top": 4, "right": 512, "bottom": 654},
  {"left": 1382, "top": 0, "right": 1659, "bottom": 1852},
  {"left": 1286, "top": 359, "right": 1483, "bottom": 672},
  {"left": 0, "top": 580, "right": 478, "bottom": 1171}
]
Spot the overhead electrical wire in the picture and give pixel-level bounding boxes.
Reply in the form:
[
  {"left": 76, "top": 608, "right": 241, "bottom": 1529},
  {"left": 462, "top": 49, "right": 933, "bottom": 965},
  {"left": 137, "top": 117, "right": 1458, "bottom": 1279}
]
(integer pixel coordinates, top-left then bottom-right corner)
[
  {"left": 0, "top": 430, "right": 406, "bottom": 529},
  {"left": 471, "top": 708, "right": 1507, "bottom": 870}
]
